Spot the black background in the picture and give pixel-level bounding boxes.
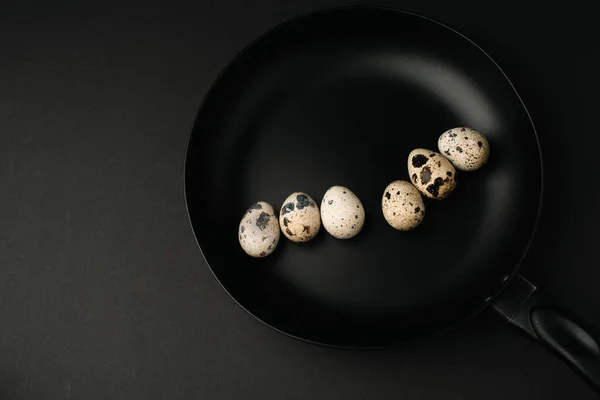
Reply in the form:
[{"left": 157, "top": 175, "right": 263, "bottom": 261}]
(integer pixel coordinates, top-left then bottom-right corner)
[{"left": 1, "top": 1, "right": 598, "bottom": 399}]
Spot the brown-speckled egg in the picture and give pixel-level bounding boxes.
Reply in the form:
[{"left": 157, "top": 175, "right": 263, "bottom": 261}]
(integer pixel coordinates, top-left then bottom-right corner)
[
  {"left": 381, "top": 180, "right": 425, "bottom": 231},
  {"left": 407, "top": 149, "right": 457, "bottom": 200},
  {"left": 320, "top": 186, "right": 365, "bottom": 239},
  {"left": 279, "top": 192, "right": 321, "bottom": 242},
  {"left": 438, "top": 127, "right": 490, "bottom": 171},
  {"left": 238, "top": 201, "right": 280, "bottom": 258}
]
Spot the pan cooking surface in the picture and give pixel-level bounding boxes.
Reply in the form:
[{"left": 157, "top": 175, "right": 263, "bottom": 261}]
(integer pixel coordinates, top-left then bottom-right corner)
[{"left": 184, "top": 7, "right": 542, "bottom": 347}]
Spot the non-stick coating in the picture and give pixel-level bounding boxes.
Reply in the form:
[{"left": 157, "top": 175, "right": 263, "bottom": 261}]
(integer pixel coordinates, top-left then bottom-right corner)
[{"left": 185, "top": 7, "right": 542, "bottom": 348}]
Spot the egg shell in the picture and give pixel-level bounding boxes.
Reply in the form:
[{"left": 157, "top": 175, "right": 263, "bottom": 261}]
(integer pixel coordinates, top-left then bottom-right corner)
[
  {"left": 438, "top": 127, "right": 490, "bottom": 171},
  {"left": 320, "top": 186, "right": 365, "bottom": 239},
  {"left": 238, "top": 201, "right": 280, "bottom": 258},
  {"left": 407, "top": 149, "right": 457, "bottom": 199},
  {"left": 381, "top": 180, "right": 425, "bottom": 231},
  {"left": 279, "top": 192, "right": 321, "bottom": 243}
]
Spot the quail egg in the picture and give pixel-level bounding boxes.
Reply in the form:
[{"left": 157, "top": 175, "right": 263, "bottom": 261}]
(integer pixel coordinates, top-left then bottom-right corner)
[
  {"left": 438, "top": 127, "right": 490, "bottom": 171},
  {"left": 381, "top": 180, "right": 425, "bottom": 231},
  {"left": 279, "top": 192, "right": 321, "bottom": 242},
  {"left": 407, "top": 149, "right": 457, "bottom": 200},
  {"left": 238, "top": 201, "right": 280, "bottom": 258},
  {"left": 320, "top": 186, "right": 365, "bottom": 239}
]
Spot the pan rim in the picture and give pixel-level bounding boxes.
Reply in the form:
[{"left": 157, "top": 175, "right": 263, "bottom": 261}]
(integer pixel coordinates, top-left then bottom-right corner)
[{"left": 183, "top": 5, "right": 545, "bottom": 349}]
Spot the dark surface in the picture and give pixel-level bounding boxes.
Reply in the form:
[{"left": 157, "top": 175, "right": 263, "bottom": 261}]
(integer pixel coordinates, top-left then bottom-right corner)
[
  {"left": 185, "top": 7, "right": 542, "bottom": 347},
  {"left": 0, "top": 0, "right": 599, "bottom": 399}
]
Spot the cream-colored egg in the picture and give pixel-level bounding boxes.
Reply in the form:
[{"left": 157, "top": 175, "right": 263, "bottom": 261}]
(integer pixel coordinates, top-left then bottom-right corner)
[
  {"left": 279, "top": 192, "right": 321, "bottom": 243},
  {"left": 438, "top": 127, "right": 490, "bottom": 171},
  {"left": 238, "top": 201, "right": 280, "bottom": 258},
  {"left": 381, "top": 180, "right": 425, "bottom": 231},
  {"left": 320, "top": 186, "right": 365, "bottom": 239},
  {"left": 407, "top": 149, "right": 457, "bottom": 200}
]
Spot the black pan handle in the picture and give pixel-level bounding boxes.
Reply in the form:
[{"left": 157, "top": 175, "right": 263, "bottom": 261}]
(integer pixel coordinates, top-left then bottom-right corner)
[{"left": 493, "top": 274, "right": 600, "bottom": 392}]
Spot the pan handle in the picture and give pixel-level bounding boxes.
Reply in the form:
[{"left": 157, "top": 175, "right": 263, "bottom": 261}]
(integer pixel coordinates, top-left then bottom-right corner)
[{"left": 492, "top": 274, "right": 600, "bottom": 392}]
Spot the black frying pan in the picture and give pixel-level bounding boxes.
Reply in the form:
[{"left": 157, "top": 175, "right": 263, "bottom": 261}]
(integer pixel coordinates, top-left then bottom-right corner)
[{"left": 185, "top": 6, "right": 600, "bottom": 391}]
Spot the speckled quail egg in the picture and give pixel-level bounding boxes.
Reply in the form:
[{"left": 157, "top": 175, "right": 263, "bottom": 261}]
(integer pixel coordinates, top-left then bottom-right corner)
[
  {"left": 238, "top": 201, "right": 280, "bottom": 258},
  {"left": 320, "top": 186, "right": 365, "bottom": 239},
  {"left": 279, "top": 192, "right": 321, "bottom": 243},
  {"left": 381, "top": 180, "right": 425, "bottom": 231},
  {"left": 438, "top": 127, "right": 490, "bottom": 171},
  {"left": 408, "top": 149, "right": 457, "bottom": 200}
]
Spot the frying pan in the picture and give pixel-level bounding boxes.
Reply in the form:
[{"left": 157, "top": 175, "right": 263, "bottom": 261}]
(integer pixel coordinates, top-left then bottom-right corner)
[{"left": 184, "top": 6, "right": 600, "bottom": 391}]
